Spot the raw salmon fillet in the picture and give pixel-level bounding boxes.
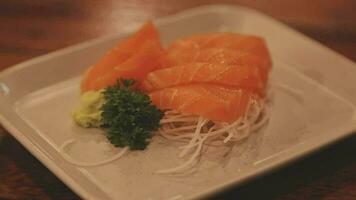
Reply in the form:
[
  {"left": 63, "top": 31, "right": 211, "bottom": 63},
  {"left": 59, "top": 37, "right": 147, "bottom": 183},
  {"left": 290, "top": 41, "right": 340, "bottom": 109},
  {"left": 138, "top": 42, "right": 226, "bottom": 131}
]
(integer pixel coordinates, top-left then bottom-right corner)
[
  {"left": 143, "top": 62, "right": 265, "bottom": 96},
  {"left": 166, "top": 33, "right": 272, "bottom": 82},
  {"left": 146, "top": 32, "right": 272, "bottom": 122},
  {"left": 167, "top": 48, "right": 265, "bottom": 65},
  {"left": 88, "top": 40, "right": 167, "bottom": 91},
  {"left": 165, "top": 48, "right": 270, "bottom": 84},
  {"left": 81, "top": 21, "right": 166, "bottom": 92},
  {"left": 167, "top": 32, "right": 271, "bottom": 60},
  {"left": 149, "top": 84, "right": 253, "bottom": 122}
]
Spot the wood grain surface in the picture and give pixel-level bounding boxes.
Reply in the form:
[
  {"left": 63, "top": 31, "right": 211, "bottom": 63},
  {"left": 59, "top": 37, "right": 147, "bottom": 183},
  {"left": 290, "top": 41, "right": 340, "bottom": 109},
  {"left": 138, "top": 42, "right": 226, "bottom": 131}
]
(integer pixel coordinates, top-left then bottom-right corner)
[{"left": 0, "top": 0, "right": 356, "bottom": 199}]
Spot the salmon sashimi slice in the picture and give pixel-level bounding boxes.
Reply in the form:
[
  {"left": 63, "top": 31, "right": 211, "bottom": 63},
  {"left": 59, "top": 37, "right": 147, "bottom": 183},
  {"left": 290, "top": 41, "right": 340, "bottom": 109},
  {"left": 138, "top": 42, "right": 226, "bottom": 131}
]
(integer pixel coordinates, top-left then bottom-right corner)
[
  {"left": 166, "top": 48, "right": 270, "bottom": 83},
  {"left": 143, "top": 62, "right": 265, "bottom": 96},
  {"left": 86, "top": 40, "right": 167, "bottom": 91},
  {"left": 167, "top": 32, "right": 271, "bottom": 59},
  {"left": 166, "top": 33, "right": 272, "bottom": 79},
  {"left": 167, "top": 48, "right": 258, "bottom": 65},
  {"left": 81, "top": 21, "right": 163, "bottom": 92},
  {"left": 149, "top": 84, "right": 253, "bottom": 122}
]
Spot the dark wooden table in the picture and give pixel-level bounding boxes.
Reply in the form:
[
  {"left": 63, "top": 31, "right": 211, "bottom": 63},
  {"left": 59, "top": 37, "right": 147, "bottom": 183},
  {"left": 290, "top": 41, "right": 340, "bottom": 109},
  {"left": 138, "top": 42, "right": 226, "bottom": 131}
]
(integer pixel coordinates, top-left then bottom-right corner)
[{"left": 1, "top": 1, "right": 356, "bottom": 199}]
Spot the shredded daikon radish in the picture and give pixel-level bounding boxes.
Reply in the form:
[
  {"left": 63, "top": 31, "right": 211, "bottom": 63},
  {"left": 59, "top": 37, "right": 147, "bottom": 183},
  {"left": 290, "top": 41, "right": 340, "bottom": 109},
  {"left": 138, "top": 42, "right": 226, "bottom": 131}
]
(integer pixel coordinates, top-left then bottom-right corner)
[
  {"left": 59, "top": 139, "right": 128, "bottom": 167},
  {"left": 156, "top": 125, "right": 212, "bottom": 174},
  {"left": 179, "top": 117, "right": 207, "bottom": 158},
  {"left": 156, "top": 98, "right": 269, "bottom": 174}
]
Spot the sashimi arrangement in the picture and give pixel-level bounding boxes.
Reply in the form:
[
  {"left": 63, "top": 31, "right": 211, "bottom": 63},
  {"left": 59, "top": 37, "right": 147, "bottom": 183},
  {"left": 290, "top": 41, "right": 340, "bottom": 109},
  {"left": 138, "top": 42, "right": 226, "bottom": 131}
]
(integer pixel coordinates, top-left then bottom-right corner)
[{"left": 68, "top": 21, "right": 272, "bottom": 174}]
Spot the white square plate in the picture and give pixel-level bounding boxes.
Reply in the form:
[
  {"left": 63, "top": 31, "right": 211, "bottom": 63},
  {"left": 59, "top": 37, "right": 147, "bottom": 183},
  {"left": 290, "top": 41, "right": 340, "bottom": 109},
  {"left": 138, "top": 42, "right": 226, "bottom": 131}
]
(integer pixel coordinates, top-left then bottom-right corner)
[{"left": 1, "top": 4, "right": 356, "bottom": 200}]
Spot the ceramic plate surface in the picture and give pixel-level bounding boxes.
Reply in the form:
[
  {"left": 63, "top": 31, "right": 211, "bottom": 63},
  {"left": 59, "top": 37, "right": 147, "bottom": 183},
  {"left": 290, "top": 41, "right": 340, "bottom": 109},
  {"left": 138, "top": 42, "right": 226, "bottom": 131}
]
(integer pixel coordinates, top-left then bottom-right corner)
[{"left": 1, "top": 4, "right": 356, "bottom": 200}]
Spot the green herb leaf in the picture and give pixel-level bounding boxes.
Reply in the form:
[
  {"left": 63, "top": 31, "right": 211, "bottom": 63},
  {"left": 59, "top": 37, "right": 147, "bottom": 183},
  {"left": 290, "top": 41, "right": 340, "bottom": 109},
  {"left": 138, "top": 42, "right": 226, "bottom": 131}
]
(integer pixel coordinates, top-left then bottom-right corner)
[{"left": 101, "top": 79, "right": 164, "bottom": 150}]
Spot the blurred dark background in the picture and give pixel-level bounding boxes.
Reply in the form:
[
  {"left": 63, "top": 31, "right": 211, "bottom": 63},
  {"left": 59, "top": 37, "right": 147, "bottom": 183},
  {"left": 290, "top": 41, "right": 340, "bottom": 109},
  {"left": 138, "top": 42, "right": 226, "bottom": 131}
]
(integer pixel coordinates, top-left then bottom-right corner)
[
  {"left": 0, "top": 0, "right": 356, "bottom": 199},
  {"left": 1, "top": 0, "right": 356, "bottom": 70}
]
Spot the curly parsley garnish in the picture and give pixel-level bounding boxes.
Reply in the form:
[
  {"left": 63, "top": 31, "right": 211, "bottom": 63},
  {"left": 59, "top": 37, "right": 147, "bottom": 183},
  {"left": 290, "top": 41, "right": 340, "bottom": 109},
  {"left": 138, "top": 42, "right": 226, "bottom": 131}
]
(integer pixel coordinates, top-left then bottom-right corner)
[{"left": 101, "top": 79, "right": 164, "bottom": 150}]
